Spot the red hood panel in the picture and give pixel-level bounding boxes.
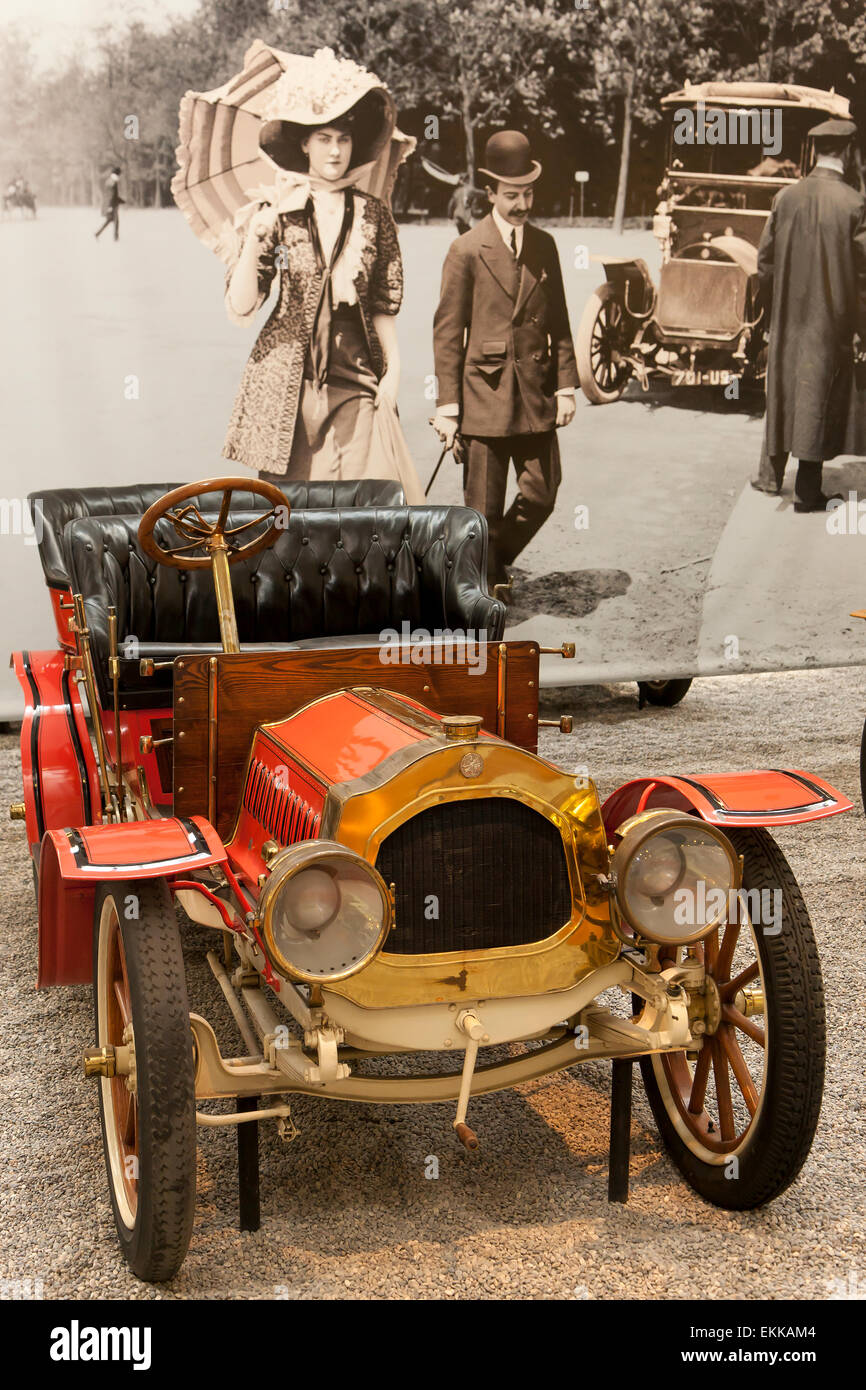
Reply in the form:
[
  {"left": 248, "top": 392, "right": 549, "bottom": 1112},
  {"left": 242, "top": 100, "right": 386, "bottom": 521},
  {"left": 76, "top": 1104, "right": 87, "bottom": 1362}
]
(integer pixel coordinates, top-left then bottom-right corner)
[
  {"left": 265, "top": 689, "right": 436, "bottom": 783},
  {"left": 227, "top": 689, "right": 497, "bottom": 890}
]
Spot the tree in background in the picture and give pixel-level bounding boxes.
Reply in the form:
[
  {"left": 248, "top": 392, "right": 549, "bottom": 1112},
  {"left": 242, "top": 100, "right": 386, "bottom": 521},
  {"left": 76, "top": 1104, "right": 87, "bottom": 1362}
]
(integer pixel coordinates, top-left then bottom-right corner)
[
  {"left": 586, "top": 0, "right": 717, "bottom": 234},
  {"left": 269, "top": 0, "right": 590, "bottom": 187},
  {"left": 0, "top": 26, "right": 38, "bottom": 186},
  {"left": 401, "top": 0, "right": 581, "bottom": 184},
  {"left": 712, "top": 0, "right": 866, "bottom": 97},
  {"left": 0, "top": 0, "right": 863, "bottom": 218}
]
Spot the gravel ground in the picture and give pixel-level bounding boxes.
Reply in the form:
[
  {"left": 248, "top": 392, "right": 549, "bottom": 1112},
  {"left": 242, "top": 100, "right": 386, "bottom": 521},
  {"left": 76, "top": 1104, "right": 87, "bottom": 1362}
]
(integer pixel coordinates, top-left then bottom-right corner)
[{"left": 0, "top": 665, "right": 863, "bottom": 1301}]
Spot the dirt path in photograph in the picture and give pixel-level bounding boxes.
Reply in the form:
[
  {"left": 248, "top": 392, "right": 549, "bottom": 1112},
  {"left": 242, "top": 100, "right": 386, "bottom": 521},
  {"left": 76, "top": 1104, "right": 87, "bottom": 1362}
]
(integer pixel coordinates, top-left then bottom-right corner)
[{"left": 2, "top": 211, "right": 863, "bottom": 710}]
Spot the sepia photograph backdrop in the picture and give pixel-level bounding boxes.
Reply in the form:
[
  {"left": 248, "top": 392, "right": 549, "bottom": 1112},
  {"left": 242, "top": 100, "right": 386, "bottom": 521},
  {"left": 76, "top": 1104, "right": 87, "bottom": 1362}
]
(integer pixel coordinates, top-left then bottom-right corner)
[{"left": 2, "top": 0, "right": 865, "bottom": 715}]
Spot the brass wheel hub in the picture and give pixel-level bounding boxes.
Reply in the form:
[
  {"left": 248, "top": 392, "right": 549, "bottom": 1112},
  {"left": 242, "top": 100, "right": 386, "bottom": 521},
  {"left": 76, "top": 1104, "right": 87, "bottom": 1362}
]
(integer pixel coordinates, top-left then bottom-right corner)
[
  {"left": 733, "top": 982, "right": 765, "bottom": 1018},
  {"left": 656, "top": 915, "right": 767, "bottom": 1157},
  {"left": 684, "top": 970, "right": 722, "bottom": 1038},
  {"left": 121, "top": 1022, "right": 137, "bottom": 1094},
  {"left": 702, "top": 974, "right": 722, "bottom": 1036},
  {"left": 83, "top": 1045, "right": 116, "bottom": 1078}
]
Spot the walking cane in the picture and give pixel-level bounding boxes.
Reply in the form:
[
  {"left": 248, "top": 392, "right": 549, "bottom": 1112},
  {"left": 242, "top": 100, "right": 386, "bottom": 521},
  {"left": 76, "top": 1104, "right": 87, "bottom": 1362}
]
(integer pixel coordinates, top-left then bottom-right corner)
[
  {"left": 425, "top": 443, "right": 449, "bottom": 496},
  {"left": 425, "top": 418, "right": 462, "bottom": 496}
]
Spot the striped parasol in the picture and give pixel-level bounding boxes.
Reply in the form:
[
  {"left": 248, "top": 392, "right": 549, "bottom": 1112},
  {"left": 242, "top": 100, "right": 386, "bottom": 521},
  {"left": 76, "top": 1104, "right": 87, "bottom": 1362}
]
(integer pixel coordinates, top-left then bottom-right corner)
[
  {"left": 419, "top": 156, "right": 462, "bottom": 186},
  {"left": 172, "top": 40, "right": 415, "bottom": 265}
]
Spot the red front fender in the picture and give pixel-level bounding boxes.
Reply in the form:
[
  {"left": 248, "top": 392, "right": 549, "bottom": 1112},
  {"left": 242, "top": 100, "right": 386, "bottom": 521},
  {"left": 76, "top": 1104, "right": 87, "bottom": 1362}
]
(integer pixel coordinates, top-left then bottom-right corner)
[
  {"left": 37, "top": 816, "right": 227, "bottom": 987},
  {"left": 602, "top": 769, "right": 851, "bottom": 837}
]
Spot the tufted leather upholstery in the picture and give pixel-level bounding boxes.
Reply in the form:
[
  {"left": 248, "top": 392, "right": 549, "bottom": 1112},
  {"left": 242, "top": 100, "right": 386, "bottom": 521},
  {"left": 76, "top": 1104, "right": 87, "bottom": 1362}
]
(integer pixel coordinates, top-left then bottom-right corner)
[
  {"left": 29, "top": 479, "right": 407, "bottom": 589},
  {"left": 66, "top": 506, "right": 505, "bottom": 705}
]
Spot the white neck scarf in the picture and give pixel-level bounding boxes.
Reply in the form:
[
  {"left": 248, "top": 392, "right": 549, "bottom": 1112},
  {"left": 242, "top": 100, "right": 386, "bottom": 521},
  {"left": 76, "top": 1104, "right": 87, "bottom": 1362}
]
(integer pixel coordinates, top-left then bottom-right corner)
[{"left": 231, "top": 163, "right": 376, "bottom": 304}]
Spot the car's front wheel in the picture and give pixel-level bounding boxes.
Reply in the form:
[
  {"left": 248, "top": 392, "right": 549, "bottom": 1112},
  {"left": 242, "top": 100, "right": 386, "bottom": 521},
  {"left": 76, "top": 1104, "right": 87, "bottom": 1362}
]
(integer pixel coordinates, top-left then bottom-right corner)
[
  {"left": 93, "top": 878, "right": 196, "bottom": 1280},
  {"left": 640, "top": 826, "right": 825, "bottom": 1208}
]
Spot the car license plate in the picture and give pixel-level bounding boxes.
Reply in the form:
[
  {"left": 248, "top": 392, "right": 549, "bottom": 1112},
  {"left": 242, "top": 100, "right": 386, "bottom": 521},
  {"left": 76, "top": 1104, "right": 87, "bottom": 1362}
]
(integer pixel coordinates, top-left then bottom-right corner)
[{"left": 671, "top": 369, "right": 739, "bottom": 386}]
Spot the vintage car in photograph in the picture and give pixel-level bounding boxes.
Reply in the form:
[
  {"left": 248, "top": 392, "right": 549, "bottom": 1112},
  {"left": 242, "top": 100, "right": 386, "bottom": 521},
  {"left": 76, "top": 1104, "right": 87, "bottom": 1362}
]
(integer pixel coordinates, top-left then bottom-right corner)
[
  {"left": 577, "top": 81, "right": 854, "bottom": 403},
  {"left": 10, "top": 477, "right": 850, "bottom": 1280}
]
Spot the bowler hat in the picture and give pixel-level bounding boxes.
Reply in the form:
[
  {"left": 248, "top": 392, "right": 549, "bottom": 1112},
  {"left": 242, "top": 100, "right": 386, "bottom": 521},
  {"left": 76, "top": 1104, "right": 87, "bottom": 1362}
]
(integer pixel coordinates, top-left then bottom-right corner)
[
  {"left": 477, "top": 131, "right": 541, "bottom": 186},
  {"left": 809, "top": 118, "right": 857, "bottom": 143}
]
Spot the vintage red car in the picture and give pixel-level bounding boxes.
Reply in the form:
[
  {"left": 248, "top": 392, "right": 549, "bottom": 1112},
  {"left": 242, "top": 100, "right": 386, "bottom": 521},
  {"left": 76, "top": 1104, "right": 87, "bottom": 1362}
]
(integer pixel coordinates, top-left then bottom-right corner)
[
  {"left": 577, "top": 80, "right": 853, "bottom": 402},
  {"left": 10, "top": 477, "right": 850, "bottom": 1280}
]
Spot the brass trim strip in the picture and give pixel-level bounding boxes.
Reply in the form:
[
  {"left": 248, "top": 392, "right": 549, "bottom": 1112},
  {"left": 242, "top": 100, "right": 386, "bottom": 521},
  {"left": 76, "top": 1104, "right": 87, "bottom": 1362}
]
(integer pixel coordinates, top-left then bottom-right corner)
[
  {"left": 208, "top": 656, "right": 218, "bottom": 824},
  {"left": 496, "top": 643, "right": 507, "bottom": 737},
  {"left": 71, "top": 592, "right": 115, "bottom": 818},
  {"left": 136, "top": 765, "right": 154, "bottom": 816},
  {"left": 320, "top": 735, "right": 445, "bottom": 838},
  {"left": 107, "top": 607, "right": 123, "bottom": 802},
  {"left": 209, "top": 536, "right": 240, "bottom": 653}
]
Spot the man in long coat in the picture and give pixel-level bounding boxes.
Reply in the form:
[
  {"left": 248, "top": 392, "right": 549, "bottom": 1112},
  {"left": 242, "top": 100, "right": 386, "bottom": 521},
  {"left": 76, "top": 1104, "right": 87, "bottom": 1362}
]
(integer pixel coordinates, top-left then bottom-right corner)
[
  {"left": 753, "top": 119, "right": 866, "bottom": 511},
  {"left": 432, "top": 131, "right": 577, "bottom": 591}
]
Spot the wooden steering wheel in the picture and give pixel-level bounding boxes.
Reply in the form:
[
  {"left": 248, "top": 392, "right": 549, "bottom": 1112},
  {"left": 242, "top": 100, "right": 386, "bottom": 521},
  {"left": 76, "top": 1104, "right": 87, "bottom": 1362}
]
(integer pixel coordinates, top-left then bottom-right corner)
[
  {"left": 138, "top": 477, "right": 288, "bottom": 570},
  {"left": 137, "top": 477, "right": 290, "bottom": 654}
]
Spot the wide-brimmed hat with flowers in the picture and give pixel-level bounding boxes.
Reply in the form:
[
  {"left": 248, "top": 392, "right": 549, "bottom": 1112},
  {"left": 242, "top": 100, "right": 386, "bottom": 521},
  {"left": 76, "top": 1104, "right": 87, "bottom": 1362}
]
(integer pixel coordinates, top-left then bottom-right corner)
[{"left": 172, "top": 41, "right": 415, "bottom": 264}]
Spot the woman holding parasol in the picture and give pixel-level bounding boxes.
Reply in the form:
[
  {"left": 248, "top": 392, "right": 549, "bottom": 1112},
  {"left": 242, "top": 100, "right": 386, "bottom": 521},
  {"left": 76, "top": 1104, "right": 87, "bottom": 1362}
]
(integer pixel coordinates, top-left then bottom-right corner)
[{"left": 173, "top": 44, "right": 423, "bottom": 497}]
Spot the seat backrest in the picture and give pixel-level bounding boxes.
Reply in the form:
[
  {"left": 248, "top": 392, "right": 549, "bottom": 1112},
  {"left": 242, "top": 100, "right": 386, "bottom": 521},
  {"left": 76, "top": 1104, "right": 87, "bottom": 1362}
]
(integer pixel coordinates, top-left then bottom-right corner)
[
  {"left": 66, "top": 506, "right": 503, "bottom": 704},
  {"left": 29, "top": 479, "right": 407, "bottom": 589}
]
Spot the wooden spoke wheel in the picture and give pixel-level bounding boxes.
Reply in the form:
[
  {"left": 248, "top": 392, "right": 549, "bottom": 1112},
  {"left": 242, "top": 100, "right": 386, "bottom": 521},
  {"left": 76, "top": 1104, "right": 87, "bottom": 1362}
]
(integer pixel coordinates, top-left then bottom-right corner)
[
  {"left": 138, "top": 476, "right": 288, "bottom": 570},
  {"left": 101, "top": 909, "right": 138, "bottom": 1223},
  {"left": 654, "top": 919, "right": 766, "bottom": 1158},
  {"left": 93, "top": 879, "right": 196, "bottom": 1281},
  {"left": 640, "top": 826, "right": 825, "bottom": 1209},
  {"left": 576, "top": 283, "right": 634, "bottom": 404}
]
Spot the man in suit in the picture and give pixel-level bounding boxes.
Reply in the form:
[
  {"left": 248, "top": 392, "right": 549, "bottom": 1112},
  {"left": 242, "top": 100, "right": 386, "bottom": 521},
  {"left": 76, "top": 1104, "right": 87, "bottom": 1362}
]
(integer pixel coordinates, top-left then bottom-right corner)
[
  {"left": 432, "top": 131, "right": 577, "bottom": 592},
  {"left": 752, "top": 118, "right": 866, "bottom": 511}
]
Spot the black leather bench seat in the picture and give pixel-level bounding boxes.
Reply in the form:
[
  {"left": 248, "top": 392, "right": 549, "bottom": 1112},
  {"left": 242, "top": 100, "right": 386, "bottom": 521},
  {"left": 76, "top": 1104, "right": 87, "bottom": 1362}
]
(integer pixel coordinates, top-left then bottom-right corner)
[
  {"left": 29, "top": 479, "right": 406, "bottom": 590},
  {"left": 66, "top": 506, "right": 504, "bottom": 707}
]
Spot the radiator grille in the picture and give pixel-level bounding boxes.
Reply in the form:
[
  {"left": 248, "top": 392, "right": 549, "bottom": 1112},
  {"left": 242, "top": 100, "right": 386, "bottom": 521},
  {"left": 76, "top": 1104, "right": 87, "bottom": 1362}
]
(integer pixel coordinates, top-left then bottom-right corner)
[
  {"left": 375, "top": 797, "right": 573, "bottom": 954},
  {"left": 243, "top": 759, "right": 320, "bottom": 844}
]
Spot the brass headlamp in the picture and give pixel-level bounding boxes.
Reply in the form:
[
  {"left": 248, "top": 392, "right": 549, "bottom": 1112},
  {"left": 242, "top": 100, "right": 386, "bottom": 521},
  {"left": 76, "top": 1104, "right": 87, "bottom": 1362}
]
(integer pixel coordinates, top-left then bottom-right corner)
[
  {"left": 258, "top": 840, "right": 392, "bottom": 983},
  {"left": 611, "top": 810, "right": 740, "bottom": 945}
]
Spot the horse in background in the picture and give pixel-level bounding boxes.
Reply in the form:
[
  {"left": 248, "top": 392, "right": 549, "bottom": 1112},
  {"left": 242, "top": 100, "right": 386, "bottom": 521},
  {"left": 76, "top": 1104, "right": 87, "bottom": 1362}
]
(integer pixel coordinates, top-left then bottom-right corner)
[{"left": 3, "top": 180, "right": 37, "bottom": 219}]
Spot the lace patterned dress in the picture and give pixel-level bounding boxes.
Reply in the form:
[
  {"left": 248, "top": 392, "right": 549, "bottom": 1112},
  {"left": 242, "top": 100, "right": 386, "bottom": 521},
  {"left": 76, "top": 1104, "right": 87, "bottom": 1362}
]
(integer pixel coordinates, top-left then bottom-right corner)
[{"left": 222, "top": 188, "right": 403, "bottom": 480}]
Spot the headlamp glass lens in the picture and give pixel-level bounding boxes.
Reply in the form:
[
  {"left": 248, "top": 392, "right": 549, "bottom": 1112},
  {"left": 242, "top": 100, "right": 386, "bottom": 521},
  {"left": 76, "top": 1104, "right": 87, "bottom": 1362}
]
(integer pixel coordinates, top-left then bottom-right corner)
[
  {"left": 629, "top": 837, "right": 685, "bottom": 898},
  {"left": 268, "top": 857, "right": 388, "bottom": 980},
  {"left": 282, "top": 868, "right": 340, "bottom": 934},
  {"left": 618, "top": 822, "right": 736, "bottom": 943}
]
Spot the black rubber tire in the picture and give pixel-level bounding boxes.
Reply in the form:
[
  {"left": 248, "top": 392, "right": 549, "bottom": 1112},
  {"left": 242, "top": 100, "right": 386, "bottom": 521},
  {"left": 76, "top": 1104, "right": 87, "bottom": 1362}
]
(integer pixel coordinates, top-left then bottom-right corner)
[
  {"left": 638, "top": 678, "right": 693, "bottom": 707},
  {"left": 93, "top": 878, "right": 196, "bottom": 1281},
  {"left": 640, "top": 826, "right": 825, "bottom": 1209},
  {"left": 859, "top": 716, "right": 866, "bottom": 815}
]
